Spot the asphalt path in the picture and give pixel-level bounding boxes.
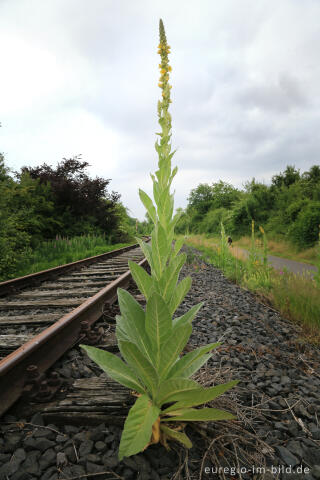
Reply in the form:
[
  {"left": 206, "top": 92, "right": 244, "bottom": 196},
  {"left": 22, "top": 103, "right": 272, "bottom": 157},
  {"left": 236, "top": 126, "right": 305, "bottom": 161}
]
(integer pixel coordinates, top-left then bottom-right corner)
[{"left": 233, "top": 246, "right": 317, "bottom": 278}]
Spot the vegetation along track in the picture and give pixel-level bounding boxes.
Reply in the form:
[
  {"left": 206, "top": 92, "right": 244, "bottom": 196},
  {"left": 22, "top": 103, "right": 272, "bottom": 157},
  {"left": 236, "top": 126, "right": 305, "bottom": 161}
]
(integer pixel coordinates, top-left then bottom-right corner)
[{"left": 0, "top": 242, "right": 148, "bottom": 417}]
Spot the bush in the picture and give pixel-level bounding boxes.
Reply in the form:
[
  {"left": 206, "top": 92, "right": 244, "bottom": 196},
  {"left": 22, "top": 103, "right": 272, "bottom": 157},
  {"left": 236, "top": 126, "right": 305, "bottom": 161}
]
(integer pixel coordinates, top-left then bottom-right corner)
[
  {"left": 289, "top": 201, "right": 320, "bottom": 249},
  {"left": 199, "top": 207, "right": 228, "bottom": 234}
]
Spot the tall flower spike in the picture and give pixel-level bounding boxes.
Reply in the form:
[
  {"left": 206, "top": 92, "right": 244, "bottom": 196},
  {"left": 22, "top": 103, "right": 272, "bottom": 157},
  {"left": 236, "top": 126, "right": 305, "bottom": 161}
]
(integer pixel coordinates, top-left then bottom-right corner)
[
  {"left": 154, "top": 18, "right": 176, "bottom": 234},
  {"left": 80, "top": 19, "right": 238, "bottom": 461}
]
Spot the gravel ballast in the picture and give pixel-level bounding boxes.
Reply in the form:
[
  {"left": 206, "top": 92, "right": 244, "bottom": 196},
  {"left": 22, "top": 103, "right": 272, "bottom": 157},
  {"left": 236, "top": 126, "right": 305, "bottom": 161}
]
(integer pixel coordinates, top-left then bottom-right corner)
[{"left": 0, "top": 250, "right": 319, "bottom": 479}]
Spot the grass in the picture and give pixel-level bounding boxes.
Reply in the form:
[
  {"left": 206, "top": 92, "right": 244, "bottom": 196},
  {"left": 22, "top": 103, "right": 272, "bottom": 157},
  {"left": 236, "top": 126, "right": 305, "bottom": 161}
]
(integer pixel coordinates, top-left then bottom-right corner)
[
  {"left": 183, "top": 234, "right": 320, "bottom": 342},
  {"left": 4, "top": 234, "right": 134, "bottom": 280},
  {"left": 233, "top": 235, "right": 318, "bottom": 265}
]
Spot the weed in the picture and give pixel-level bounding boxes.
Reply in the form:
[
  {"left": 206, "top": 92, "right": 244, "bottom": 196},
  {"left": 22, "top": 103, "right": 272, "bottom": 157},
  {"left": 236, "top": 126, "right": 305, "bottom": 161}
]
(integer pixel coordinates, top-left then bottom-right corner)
[{"left": 9, "top": 234, "right": 132, "bottom": 279}]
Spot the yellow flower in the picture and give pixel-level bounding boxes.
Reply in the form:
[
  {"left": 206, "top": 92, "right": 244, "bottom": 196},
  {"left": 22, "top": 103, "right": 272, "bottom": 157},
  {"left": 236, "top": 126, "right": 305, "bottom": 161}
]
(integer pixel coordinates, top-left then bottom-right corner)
[
  {"left": 168, "top": 66, "right": 172, "bottom": 71},
  {"left": 160, "top": 69, "right": 166, "bottom": 74},
  {"left": 259, "top": 226, "right": 265, "bottom": 235},
  {"left": 158, "top": 83, "right": 163, "bottom": 88}
]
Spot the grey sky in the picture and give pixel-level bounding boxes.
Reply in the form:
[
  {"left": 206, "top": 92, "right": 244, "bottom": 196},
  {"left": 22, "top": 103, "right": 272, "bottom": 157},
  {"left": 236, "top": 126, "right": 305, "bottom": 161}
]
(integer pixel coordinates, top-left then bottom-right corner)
[{"left": 1, "top": 0, "right": 319, "bottom": 220}]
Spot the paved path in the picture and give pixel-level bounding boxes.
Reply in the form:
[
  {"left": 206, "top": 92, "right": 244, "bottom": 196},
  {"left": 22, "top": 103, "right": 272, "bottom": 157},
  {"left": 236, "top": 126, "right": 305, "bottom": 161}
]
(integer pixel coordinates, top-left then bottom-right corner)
[{"left": 233, "top": 247, "right": 317, "bottom": 278}]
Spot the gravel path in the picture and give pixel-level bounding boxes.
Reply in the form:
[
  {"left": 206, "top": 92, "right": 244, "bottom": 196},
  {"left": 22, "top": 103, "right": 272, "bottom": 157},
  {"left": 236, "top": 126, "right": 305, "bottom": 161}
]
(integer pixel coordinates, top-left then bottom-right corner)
[
  {"left": 0, "top": 250, "right": 319, "bottom": 480},
  {"left": 233, "top": 247, "right": 317, "bottom": 278}
]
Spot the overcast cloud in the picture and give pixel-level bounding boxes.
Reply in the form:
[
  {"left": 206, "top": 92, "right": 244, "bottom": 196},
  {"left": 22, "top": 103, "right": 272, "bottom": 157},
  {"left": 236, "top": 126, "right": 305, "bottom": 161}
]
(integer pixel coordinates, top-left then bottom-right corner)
[{"left": 1, "top": 0, "right": 319, "bottom": 219}]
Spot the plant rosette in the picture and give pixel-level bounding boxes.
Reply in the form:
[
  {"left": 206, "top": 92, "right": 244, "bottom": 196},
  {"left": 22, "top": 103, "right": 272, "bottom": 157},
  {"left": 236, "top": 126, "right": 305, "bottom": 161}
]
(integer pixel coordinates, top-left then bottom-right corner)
[{"left": 81, "top": 19, "right": 238, "bottom": 460}]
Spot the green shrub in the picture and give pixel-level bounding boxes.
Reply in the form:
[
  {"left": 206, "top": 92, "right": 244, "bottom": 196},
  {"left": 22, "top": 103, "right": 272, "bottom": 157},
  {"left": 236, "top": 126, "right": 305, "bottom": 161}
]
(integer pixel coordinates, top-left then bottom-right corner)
[{"left": 289, "top": 201, "right": 320, "bottom": 248}]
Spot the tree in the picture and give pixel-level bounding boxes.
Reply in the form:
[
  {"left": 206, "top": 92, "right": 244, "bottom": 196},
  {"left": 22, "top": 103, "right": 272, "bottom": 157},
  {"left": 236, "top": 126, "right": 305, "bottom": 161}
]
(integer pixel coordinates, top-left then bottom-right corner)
[
  {"left": 210, "top": 181, "right": 241, "bottom": 209},
  {"left": 271, "top": 165, "right": 300, "bottom": 189},
  {"left": 187, "top": 183, "right": 214, "bottom": 215},
  {"left": 20, "top": 156, "right": 122, "bottom": 237}
]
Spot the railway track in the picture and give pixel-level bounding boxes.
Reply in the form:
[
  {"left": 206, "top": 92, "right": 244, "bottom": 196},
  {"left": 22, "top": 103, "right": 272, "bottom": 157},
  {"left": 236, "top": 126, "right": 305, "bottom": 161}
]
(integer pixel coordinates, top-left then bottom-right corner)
[{"left": 0, "top": 242, "right": 148, "bottom": 417}]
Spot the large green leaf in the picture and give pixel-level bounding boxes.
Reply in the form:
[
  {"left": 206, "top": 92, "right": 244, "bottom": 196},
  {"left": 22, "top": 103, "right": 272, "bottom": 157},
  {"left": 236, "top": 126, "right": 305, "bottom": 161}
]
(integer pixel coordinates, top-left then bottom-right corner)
[
  {"left": 128, "top": 261, "right": 154, "bottom": 300},
  {"left": 151, "top": 228, "right": 161, "bottom": 278},
  {"left": 160, "top": 424, "right": 192, "bottom": 448},
  {"left": 80, "top": 345, "right": 145, "bottom": 394},
  {"left": 159, "top": 253, "right": 186, "bottom": 303},
  {"left": 119, "top": 341, "right": 159, "bottom": 398},
  {"left": 146, "top": 292, "right": 172, "bottom": 367},
  {"left": 115, "top": 316, "right": 130, "bottom": 342},
  {"left": 181, "top": 353, "right": 211, "bottom": 378},
  {"left": 158, "top": 323, "right": 192, "bottom": 380},
  {"left": 151, "top": 224, "right": 170, "bottom": 277},
  {"left": 171, "top": 237, "right": 185, "bottom": 260},
  {"left": 156, "top": 378, "right": 199, "bottom": 406},
  {"left": 139, "top": 189, "right": 157, "bottom": 224},
  {"left": 117, "top": 289, "right": 154, "bottom": 364},
  {"left": 169, "top": 211, "right": 183, "bottom": 233},
  {"left": 167, "top": 342, "right": 221, "bottom": 378},
  {"left": 152, "top": 175, "right": 160, "bottom": 204},
  {"left": 136, "top": 238, "right": 154, "bottom": 271},
  {"left": 162, "top": 407, "right": 236, "bottom": 422},
  {"left": 119, "top": 394, "right": 160, "bottom": 460},
  {"left": 159, "top": 187, "right": 174, "bottom": 224},
  {"left": 163, "top": 380, "right": 239, "bottom": 413},
  {"left": 168, "top": 276, "right": 192, "bottom": 315},
  {"left": 172, "top": 302, "right": 204, "bottom": 329}
]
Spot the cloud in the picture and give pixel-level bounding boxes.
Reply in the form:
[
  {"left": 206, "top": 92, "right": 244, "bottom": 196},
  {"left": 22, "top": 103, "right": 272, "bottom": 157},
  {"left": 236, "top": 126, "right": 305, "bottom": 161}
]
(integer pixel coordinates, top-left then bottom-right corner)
[
  {"left": 0, "top": 0, "right": 319, "bottom": 220},
  {"left": 237, "top": 73, "right": 307, "bottom": 113}
]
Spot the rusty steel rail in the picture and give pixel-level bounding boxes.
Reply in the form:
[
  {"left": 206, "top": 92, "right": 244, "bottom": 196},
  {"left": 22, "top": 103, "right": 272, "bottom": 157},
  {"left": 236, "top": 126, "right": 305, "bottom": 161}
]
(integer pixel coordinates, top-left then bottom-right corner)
[
  {"left": 0, "top": 256, "right": 148, "bottom": 416},
  {"left": 0, "top": 243, "right": 142, "bottom": 297}
]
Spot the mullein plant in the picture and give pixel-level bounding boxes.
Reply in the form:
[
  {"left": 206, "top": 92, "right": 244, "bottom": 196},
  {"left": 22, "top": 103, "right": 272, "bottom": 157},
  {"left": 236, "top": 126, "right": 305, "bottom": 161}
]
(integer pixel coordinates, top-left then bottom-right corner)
[
  {"left": 315, "top": 225, "right": 320, "bottom": 288},
  {"left": 258, "top": 226, "right": 268, "bottom": 268},
  {"left": 81, "top": 19, "right": 238, "bottom": 460},
  {"left": 248, "top": 220, "right": 259, "bottom": 272},
  {"left": 219, "top": 222, "right": 230, "bottom": 270}
]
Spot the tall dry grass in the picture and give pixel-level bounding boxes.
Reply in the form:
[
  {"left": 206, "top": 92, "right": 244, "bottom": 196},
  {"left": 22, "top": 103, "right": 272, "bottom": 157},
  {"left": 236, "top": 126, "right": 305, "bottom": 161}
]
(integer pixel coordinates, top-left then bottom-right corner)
[
  {"left": 183, "top": 234, "right": 320, "bottom": 339},
  {"left": 234, "top": 236, "right": 317, "bottom": 265}
]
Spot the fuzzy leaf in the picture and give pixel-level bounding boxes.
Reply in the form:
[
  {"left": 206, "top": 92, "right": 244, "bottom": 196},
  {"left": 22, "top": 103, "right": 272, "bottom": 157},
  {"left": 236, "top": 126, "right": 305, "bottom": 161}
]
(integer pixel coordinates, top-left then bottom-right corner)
[
  {"left": 162, "top": 407, "right": 236, "bottom": 422},
  {"left": 139, "top": 189, "right": 157, "bottom": 224},
  {"left": 119, "top": 341, "right": 159, "bottom": 397},
  {"left": 173, "top": 302, "right": 204, "bottom": 329},
  {"left": 167, "top": 342, "right": 220, "bottom": 379},
  {"left": 119, "top": 395, "right": 160, "bottom": 460},
  {"left": 152, "top": 177, "right": 160, "bottom": 205},
  {"left": 171, "top": 237, "right": 185, "bottom": 260},
  {"left": 117, "top": 289, "right": 154, "bottom": 364},
  {"left": 159, "top": 187, "right": 174, "bottom": 224},
  {"left": 159, "top": 253, "right": 186, "bottom": 303},
  {"left": 168, "top": 276, "right": 192, "bottom": 315},
  {"left": 163, "top": 380, "right": 239, "bottom": 413},
  {"left": 136, "top": 238, "right": 154, "bottom": 271},
  {"left": 168, "top": 165, "right": 178, "bottom": 187},
  {"left": 152, "top": 224, "right": 170, "bottom": 276},
  {"left": 182, "top": 353, "right": 211, "bottom": 378},
  {"left": 158, "top": 323, "right": 192, "bottom": 380},
  {"left": 157, "top": 378, "right": 199, "bottom": 406},
  {"left": 146, "top": 292, "right": 172, "bottom": 367},
  {"left": 160, "top": 424, "right": 192, "bottom": 448},
  {"left": 128, "top": 261, "right": 154, "bottom": 300},
  {"left": 115, "top": 316, "right": 130, "bottom": 342},
  {"left": 80, "top": 345, "right": 145, "bottom": 394}
]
